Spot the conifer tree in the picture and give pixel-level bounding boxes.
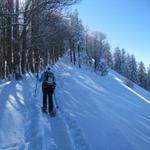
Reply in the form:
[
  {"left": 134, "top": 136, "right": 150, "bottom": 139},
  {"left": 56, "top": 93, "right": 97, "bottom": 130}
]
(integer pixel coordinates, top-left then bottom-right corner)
[
  {"left": 146, "top": 66, "right": 150, "bottom": 91},
  {"left": 127, "top": 54, "right": 138, "bottom": 83},
  {"left": 138, "top": 61, "right": 147, "bottom": 88},
  {"left": 113, "top": 47, "right": 122, "bottom": 73}
]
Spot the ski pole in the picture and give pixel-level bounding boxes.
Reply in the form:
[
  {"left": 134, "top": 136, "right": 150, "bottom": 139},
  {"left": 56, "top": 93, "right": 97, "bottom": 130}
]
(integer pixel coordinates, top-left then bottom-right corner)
[
  {"left": 34, "top": 73, "right": 38, "bottom": 97},
  {"left": 54, "top": 92, "right": 59, "bottom": 109}
]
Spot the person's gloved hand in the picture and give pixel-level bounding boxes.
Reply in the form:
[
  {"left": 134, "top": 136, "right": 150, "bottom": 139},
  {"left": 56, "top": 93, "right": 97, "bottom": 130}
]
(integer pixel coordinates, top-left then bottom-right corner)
[
  {"left": 36, "top": 73, "right": 39, "bottom": 80},
  {"left": 53, "top": 82, "right": 56, "bottom": 89}
]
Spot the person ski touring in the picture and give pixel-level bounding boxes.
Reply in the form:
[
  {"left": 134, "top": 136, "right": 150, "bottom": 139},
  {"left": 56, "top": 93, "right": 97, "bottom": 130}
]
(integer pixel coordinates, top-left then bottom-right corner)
[{"left": 38, "top": 66, "right": 56, "bottom": 115}]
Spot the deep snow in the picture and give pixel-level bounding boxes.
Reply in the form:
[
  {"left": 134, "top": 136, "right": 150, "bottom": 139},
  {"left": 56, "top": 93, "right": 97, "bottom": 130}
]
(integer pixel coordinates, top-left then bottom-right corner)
[{"left": 0, "top": 56, "right": 150, "bottom": 150}]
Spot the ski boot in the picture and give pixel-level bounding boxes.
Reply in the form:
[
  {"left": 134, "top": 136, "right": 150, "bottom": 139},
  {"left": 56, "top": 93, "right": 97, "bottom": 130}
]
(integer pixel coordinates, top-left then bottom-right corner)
[
  {"left": 49, "top": 111, "right": 55, "bottom": 117},
  {"left": 42, "top": 107, "right": 47, "bottom": 113}
]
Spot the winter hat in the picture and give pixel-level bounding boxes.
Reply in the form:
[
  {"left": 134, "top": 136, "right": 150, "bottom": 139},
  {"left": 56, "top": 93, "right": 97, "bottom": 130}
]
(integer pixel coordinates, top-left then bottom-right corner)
[{"left": 46, "top": 65, "right": 51, "bottom": 72}]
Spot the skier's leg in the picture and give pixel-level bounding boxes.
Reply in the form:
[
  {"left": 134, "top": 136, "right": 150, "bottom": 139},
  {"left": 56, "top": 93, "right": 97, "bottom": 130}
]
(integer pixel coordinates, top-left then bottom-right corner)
[
  {"left": 48, "top": 90, "right": 53, "bottom": 113},
  {"left": 42, "top": 90, "right": 47, "bottom": 111}
]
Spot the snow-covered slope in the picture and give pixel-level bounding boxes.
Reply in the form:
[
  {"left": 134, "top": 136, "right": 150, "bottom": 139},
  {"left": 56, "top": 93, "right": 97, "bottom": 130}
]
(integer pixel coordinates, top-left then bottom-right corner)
[
  {"left": 53, "top": 57, "right": 150, "bottom": 150},
  {"left": 0, "top": 56, "right": 150, "bottom": 150}
]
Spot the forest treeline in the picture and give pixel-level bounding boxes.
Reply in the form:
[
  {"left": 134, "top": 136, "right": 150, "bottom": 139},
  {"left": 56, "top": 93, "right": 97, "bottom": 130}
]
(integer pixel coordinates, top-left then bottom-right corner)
[{"left": 0, "top": 0, "right": 150, "bottom": 91}]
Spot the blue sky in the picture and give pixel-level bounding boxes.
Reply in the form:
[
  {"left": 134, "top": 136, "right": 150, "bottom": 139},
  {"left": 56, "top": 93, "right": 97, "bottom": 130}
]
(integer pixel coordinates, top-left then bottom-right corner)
[{"left": 74, "top": 0, "right": 150, "bottom": 68}]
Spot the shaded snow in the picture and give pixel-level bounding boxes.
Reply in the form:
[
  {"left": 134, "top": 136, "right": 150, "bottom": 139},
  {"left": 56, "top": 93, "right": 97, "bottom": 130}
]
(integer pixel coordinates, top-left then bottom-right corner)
[{"left": 0, "top": 74, "right": 73, "bottom": 150}]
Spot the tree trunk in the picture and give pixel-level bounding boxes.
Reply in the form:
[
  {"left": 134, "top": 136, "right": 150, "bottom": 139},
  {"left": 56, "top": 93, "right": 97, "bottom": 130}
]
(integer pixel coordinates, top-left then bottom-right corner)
[
  {"left": 6, "top": 0, "right": 14, "bottom": 76},
  {"left": 78, "top": 44, "right": 81, "bottom": 68},
  {"left": 21, "top": 10, "right": 27, "bottom": 74},
  {"left": 13, "top": 0, "right": 21, "bottom": 80},
  {"left": 73, "top": 43, "right": 76, "bottom": 65}
]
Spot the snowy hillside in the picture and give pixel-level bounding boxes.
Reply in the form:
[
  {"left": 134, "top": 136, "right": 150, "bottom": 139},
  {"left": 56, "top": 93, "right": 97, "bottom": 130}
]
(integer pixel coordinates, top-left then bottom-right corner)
[{"left": 0, "top": 56, "right": 150, "bottom": 150}]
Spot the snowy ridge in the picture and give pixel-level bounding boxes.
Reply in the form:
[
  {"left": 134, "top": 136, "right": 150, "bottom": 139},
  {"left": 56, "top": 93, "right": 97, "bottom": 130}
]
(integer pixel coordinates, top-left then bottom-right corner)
[{"left": 52, "top": 56, "right": 150, "bottom": 150}]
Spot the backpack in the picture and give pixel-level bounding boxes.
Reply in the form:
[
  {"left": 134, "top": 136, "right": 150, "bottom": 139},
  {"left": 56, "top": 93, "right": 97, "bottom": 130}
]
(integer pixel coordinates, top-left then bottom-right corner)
[{"left": 43, "top": 71, "right": 55, "bottom": 88}]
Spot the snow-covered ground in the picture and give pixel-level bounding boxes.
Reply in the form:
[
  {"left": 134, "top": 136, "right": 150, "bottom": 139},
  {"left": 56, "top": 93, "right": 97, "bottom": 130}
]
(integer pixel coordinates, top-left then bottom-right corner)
[
  {"left": 0, "top": 56, "right": 150, "bottom": 150},
  {"left": 0, "top": 74, "right": 73, "bottom": 150}
]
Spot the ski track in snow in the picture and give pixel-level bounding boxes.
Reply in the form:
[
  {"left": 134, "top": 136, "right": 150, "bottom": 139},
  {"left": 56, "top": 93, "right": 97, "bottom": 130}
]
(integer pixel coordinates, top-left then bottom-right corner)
[
  {"left": 54, "top": 74, "right": 91, "bottom": 149},
  {"left": 55, "top": 104, "right": 91, "bottom": 150}
]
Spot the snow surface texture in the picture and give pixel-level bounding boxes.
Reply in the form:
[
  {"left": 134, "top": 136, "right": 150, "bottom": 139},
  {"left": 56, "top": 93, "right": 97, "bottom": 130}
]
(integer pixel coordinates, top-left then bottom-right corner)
[{"left": 0, "top": 55, "right": 150, "bottom": 150}]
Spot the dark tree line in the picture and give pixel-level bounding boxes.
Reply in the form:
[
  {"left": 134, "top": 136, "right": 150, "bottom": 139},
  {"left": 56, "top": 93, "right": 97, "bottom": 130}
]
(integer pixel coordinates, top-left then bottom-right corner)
[{"left": 0, "top": 0, "right": 79, "bottom": 80}]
